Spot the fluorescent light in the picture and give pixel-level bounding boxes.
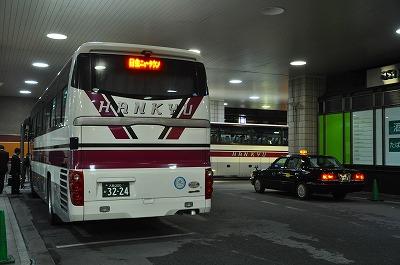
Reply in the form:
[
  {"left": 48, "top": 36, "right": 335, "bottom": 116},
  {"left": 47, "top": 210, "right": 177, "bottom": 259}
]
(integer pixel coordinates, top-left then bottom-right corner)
[
  {"left": 224, "top": 102, "right": 228, "bottom": 106},
  {"left": 262, "top": 105, "right": 271, "bottom": 109},
  {"left": 19, "top": 90, "right": 31, "bottom": 94},
  {"left": 229, "top": 79, "right": 242, "bottom": 84},
  {"left": 46, "top": 33, "right": 67, "bottom": 40},
  {"left": 396, "top": 28, "right": 400, "bottom": 34},
  {"left": 188, "top": 49, "right": 201, "bottom": 54},
  {"left": 249, "top": 96, "right": 260, "bottom": 100},
  {"left": 144, "top": 96, "right": 152, "bottom": 100},
  {"left": 290, "top": 60, "right": 307, "bottom": 66},
  {"left": 167, "top": 90, "right": 177, "bottom": 93},
  {"left": 25, "top": 80, "right": 38, "bottom": 85},
  {"left": 32, "top": 62, "right": 49, "bottom": 68},
  {"left": 274, "top": 131, "right": 280, "bottom": 134},
  {"left": 95, "top": 65, "right": 106, "bottom": 70},
  {"left": 261, "top": 7, "right": 285, "bottom": 16}
]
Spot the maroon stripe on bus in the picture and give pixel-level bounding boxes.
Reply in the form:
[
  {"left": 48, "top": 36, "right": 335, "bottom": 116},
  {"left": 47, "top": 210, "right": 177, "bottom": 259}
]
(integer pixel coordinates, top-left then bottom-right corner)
[
  {"left": 166, "top": 96, "right": 203, "bottom": 139},
  {"left": 210, "top": 151, "right": 288, "bottom": 158},
  {"left": 85, "top": 91, "right": 130, "bottom": 139},
  {"left": 33, "top": 149, "right": 210, "bottom": 169}
]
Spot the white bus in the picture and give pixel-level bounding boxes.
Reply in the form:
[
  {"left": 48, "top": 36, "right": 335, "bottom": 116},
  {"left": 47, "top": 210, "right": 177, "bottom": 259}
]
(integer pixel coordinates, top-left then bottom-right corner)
[
  {"left": 27, "top": 42, "right": 212, "bottom": 224},
  {"left": 210, "top": 122, "right": 288, "bottom": 177}
]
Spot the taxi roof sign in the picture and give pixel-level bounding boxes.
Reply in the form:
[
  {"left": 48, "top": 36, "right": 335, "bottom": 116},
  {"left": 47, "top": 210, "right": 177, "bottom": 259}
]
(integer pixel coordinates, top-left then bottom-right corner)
[{"left": 299, "top": 149, "right": 308, "bottom": 155}]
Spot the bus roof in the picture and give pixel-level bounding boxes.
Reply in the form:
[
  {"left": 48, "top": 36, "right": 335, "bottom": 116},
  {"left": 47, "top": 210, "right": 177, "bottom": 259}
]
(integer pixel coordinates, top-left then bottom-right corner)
[
  {"left": 74, "top": 42, "right": 203, "bottom": 62},
  {"left": 211, "top": 122, "right": 288, "bottom": 128}
]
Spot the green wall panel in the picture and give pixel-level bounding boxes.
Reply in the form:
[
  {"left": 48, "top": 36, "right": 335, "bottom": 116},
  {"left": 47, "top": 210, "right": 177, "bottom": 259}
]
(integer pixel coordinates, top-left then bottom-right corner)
[
  {"left": 318, "top": 115, "right": 325, "bottom": 155},
  {"left": 344, "top": 112, "right": 351, "bottom": 164},
  {"left": 325, "top": 113, "right": 344, "bottom": 163}
]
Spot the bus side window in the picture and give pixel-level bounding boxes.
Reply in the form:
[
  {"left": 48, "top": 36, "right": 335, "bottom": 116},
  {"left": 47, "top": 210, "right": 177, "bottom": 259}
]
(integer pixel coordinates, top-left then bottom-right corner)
[
  {"left": 50, "top": 98, "right": 57, "bottom": 128},
  {"left": 61, "top": 87, "right": 68, "bottom": 124}
]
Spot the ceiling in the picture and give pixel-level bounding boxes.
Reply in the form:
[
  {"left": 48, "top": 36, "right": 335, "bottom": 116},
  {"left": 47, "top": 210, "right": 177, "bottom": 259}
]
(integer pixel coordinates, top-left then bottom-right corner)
[{"left": 1, "top": 0, "right": 400, "bottom": 110}]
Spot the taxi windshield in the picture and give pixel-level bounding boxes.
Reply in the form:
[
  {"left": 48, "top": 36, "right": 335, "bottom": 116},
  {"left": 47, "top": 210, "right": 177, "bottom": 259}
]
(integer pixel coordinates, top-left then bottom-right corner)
[{"left": 308, "top": 156, "right": 343, "bottom": 168}]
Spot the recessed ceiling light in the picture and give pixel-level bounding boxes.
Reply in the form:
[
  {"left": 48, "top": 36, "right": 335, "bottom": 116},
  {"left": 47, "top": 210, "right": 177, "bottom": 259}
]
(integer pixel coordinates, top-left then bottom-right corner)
[
  {"left": 229, "top": 79, "right": 242, "bottom": 84},
  {"left": 94, "top": 65, "right": 106, "bottom": 70},
  {"left": 32, "top": 62, "right": 49, "bottom": 68},
  {"left": 188, "top": 49, "right": 201, "bottom": 54},
  {"left": 274, "top": 131, "right": 280, "bottom": 134},
  {"left": 290, "top": 60, "right": 307, "bottom": 66},
  {"left": 261, "top": 7, "right": 285, "bottom": 16},
  {"left": 167, "top": 90, "right": 177, "bottom": 93},
  {"left": 249, "top": 96, "right": 260, "bottom": 100},
  {"left": 224, "top": 102, "right": 228, "bottom": 106},
  {"left": 262, "top": 105, "right": 271, "bottom": 109},
  {"left": 396, "top": 28, "right": 400, "bottom": 34},
  {"left": 19, "top": 90, "right": 31, "bottom": 94},
  {"left": 25, "top": 80, "right": 38, "bottom": 85},
  {"left": 46, "top": 33, "right": 67, "bottom": 40}
]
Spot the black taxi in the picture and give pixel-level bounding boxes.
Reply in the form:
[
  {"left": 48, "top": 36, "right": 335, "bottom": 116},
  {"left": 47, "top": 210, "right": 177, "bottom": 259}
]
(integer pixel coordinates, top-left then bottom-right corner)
[{"left": 250, "top": 155, "right": 365, "bottom": 200}]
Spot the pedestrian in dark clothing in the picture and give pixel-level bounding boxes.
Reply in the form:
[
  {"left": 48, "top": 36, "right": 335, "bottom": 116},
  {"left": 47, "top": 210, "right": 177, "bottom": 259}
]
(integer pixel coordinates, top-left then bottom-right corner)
[
  {"left": 10, "top": 148, "right": 21, "bottom": 194},
  {"left": 21, "top": 153, "right": 31, "bottom": 189},
  {"left": 0, "top": 145, "right": 9, "bottom": 194}
]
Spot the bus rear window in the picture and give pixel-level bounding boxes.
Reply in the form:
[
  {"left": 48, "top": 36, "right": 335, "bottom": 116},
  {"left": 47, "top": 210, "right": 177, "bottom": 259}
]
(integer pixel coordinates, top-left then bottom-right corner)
[{"left": 73, "top": 53, "right": 208, "bottom": 99}]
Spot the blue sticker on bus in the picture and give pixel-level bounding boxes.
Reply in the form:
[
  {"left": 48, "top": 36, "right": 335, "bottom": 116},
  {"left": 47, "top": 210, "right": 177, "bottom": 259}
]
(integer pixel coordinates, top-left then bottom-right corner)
[{"left": 174, "top": 177, "right": 186, "bottom": 189}]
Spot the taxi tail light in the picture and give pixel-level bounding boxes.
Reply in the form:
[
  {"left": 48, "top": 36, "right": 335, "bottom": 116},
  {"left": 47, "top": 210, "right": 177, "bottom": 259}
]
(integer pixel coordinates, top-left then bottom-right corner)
[
  {"left": 320, "top": 172, "right": 338, "bottom": 181},
  {"left": 205, "top": 168, "right": 213, "bottom": 199},
  {"left": 69, "top": 170, "right": 84, "bottom": 206},
  {"left": 352, "top": 172, "right": 365, "bottom": 182}
]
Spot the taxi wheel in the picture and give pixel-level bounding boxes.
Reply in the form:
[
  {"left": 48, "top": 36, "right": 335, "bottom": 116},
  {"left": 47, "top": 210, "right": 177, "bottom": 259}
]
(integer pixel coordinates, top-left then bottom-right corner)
[
  {"left": 333, "top": 192, "right": 347, "bottom": 200},
  {"left": 254, "top": 179, "right": 265, "bottom": 193},
  {"left": 296, "top": 183, "right": 309, "bottom": 200}
]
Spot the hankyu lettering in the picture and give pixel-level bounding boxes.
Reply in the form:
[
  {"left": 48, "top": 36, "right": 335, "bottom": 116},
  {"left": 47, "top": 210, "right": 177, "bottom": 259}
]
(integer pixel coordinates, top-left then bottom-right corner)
[
  {"left": 151, "top": 103, "right": 163, "bottom": 115},
  {"left": 98, "top": 101, "right": 111, "bottom": 113},
  {"left": 117, "top": 102, "right": 128, "bottom": 114},
  {"left": 134, "top": 102, "right": 146, "bottom": 114}
]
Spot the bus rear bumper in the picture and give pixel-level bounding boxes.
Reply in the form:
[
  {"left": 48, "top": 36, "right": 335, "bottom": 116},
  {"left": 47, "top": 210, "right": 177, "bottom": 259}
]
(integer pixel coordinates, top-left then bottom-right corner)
[{"left": 82, "top": 196, "right": 211, "bottom": 221}]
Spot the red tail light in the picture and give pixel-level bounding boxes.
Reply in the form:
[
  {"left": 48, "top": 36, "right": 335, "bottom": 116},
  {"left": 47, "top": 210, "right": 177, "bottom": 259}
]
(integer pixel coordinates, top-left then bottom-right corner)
[
  {"left": 320, "top": 172, "right": 338, "bottom": 181},
  {"left": 205, "top": 168, "right": 213, "bottom": 199},
  {"left": 69, "top": 170, "right": 84, "bottom": 206},
  {"left": 352, "top": 172, "right": 365, "bottom": 181}
]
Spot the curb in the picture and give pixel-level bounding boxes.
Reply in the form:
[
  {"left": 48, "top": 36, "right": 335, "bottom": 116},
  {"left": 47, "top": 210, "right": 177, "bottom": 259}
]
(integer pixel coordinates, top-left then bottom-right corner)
[{"left": 2, "top": 195, "right": 30, "bottom": 265}]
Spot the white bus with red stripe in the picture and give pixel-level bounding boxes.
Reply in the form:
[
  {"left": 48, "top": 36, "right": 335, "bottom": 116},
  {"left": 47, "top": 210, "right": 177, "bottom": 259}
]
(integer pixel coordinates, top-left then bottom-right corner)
[
  {"left": 28, "top": 42, "right": 212, "bottom": 223},
  {"left": 210, "top": 122, "right": 288, "bottom": 177}
]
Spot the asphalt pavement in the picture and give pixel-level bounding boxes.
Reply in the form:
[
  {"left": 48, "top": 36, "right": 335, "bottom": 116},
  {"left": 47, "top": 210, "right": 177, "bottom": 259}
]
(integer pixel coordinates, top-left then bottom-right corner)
[{"left": 9, "top": 180, "right": 400, "bottom": 265}]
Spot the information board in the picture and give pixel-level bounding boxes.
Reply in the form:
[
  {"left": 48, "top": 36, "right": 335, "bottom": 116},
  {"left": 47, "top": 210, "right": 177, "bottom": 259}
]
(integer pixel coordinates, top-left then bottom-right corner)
[{"left": 352, "top": 110, "right": 373, "bottom": 165}]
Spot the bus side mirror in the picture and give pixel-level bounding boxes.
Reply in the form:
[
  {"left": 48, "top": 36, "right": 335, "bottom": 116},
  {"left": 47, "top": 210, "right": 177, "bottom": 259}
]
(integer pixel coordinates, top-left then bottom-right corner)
[{"left": 70, "top": 137, "right": 79, "bottom": 150}]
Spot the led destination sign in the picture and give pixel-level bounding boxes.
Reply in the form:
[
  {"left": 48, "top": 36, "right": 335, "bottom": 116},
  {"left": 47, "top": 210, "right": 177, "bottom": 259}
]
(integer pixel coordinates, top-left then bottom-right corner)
[{"left": 127, "top": 57, "right": 162, "bottom": 71}]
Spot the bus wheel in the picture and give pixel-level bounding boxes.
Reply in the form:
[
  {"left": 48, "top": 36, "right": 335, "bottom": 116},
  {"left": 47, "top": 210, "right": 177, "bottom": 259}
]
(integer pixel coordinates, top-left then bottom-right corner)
[
  {"left": 254, "top": 179, "right": 265, "bottom": 193},
  {"left": 47, "top": 179, "right": 60, "bottom": 225}
]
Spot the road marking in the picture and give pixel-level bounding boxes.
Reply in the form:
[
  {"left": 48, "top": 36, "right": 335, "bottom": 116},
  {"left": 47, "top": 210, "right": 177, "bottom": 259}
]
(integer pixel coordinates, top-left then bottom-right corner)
[
  {"left": 55, "top": 232, "right": 195, "bottom": 249},
  {"left": 385, "top": 200, "right": 400, "bottom": 205},
  {"left": 349, "top": 196, "right": 367, "bottom": 200},
  {"left": 260, "top": 200, "right": 278, "bottom": 206},
  {"left": 285, "top": 206, "right": 305, "bottom": 211},
  {"left": 241, "top": 196, "right": 256, "bottom": 201}
]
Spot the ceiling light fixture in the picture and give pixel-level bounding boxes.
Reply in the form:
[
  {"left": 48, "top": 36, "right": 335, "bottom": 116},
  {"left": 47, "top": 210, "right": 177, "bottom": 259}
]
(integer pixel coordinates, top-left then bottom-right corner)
[
  {"left": 19, "top": 90, "right": 31, "bottom": 94},
  {"left": 396, "top": 28, "right": 400, "bottom": 34},
  {"left": 95, "top": 65, "right": 106, "bottom": 70},
  {"left": 262, "top": 105, "right": 271, "bottom": 109},
  {"left": 46, "top": 33, "right": 67, "bottom": 40},
  {"left": 167, "top": 89, "right": 177, "bottom": 93},
  {"left": 261, "top": 7, "right": 285, "bottom": 16},
  {"left": 188, "top": 49, "right": 201, "bottom": 54},
  {"left": 32, "top": 62, "right": 49, "bottom": 68},
  {"left": 229, "top": 79, "right": 242, "bottom": 84},
  {"left": 25, "top": 80, "right": 38, "bottom": 85},
  {"left": 224, "top": 102, "right": 228, "bottom": 106},
  {"left": 290, "top": 60, "right": 307, "bottom": 66},
  {"left": 249, "top": 96, "right": 260, "bottom": 100}
]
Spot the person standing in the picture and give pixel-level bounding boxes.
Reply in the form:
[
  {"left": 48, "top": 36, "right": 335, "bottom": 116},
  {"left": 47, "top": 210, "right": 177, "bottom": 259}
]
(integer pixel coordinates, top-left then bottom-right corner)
[
  {"left": 0, "top": 145, "right": 9, "bottom": 194},
  {"left": 21, "top": 153, "right": 31, "bottom": 189},
  {"left": 10, "top": 148, "right": 21, "bottom": 194}
]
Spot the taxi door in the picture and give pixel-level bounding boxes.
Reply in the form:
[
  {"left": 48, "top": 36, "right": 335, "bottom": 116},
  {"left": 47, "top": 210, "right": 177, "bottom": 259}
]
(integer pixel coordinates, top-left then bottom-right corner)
[
  {"left": 267, "top": 157, "right": 288, "bottom": 190},
  {"left": 281, "top": 157, "right": 302, "bottom": 191}
]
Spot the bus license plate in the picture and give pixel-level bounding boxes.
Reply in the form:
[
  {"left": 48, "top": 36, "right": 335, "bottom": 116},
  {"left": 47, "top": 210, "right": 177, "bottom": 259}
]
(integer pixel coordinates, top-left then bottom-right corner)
[{"left": 102, "top": 182, "right": 130, "bottom": 197}]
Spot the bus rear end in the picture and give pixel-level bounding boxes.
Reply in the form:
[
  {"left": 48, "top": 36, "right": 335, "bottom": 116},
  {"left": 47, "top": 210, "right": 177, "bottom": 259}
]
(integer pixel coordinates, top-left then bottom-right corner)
[{"left": 69, "top": 44, "right": 211, "bottom": 221}]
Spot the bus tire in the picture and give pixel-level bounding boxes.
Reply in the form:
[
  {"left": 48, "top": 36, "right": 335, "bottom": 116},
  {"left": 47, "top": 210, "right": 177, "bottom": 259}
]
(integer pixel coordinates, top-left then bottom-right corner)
[
  {"left": 47, "top": 177, "right": 61, "bottom": 225},
  {"left": 254, "top": 179, "right": 265, "bottom": 193}
]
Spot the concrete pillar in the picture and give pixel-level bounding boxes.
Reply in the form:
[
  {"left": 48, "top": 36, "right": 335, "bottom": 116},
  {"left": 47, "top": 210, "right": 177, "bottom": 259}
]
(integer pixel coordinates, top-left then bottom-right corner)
[
  {"left": 209, "top": 100, "right": 225, "bottom": 122},
  {"left": 288, "top": 75, "right": 325, "bottom": 155}
]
